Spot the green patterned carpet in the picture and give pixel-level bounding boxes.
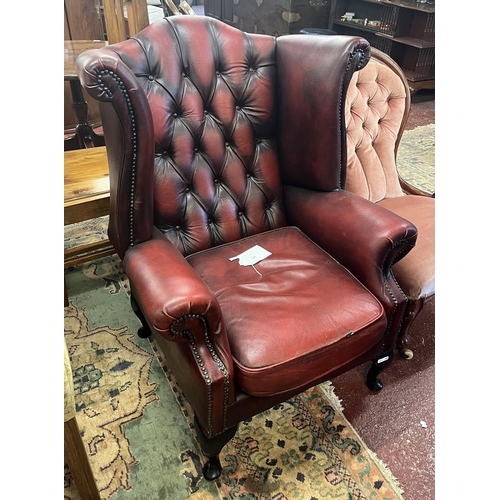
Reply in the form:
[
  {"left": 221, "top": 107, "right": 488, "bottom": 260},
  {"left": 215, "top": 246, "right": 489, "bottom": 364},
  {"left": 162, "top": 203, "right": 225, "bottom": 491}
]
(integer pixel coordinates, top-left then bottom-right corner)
[{"left": 397, "top": 124, "right": 435, "bottom": 194}]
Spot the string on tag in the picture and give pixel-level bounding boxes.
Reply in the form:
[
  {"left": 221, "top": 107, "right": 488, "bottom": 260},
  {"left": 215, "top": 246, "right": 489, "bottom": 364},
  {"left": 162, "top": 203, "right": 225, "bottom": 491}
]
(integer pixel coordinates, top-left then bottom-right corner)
[{"left": 251, "top": 264, "right": 262, "bottom": 277}]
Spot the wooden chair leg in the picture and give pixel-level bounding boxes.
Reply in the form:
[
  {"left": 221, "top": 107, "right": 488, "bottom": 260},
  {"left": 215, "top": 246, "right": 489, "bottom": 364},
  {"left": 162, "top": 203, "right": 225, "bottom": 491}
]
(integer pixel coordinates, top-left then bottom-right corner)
[
  {"left": 64, "top": 278, "right": 69, "bottom": 307},
  {"left": 64, "top": 417, "right": 101, "bottom": 500}
]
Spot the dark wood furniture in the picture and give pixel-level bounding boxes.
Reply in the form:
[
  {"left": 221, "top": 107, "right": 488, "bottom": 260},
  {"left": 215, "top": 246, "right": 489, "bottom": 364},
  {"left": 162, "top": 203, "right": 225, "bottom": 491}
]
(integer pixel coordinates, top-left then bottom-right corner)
[
  {"left": 64, "top": 40, "right": 107, "bottom": 149},
  {"left": 64, "top": 0, "right": 106, "bottom": 148},
  {"left": 64, "top": 0, "right": 104, "bottom": 40},
  {"left": 329, "top": 0, "right": 434, "bottom": 95},
  {"left": 204, "top": 0, "right": 331, "bottom": 36},
  {"left": 64, "top": 0, "right": 149, "bottom": 149}
]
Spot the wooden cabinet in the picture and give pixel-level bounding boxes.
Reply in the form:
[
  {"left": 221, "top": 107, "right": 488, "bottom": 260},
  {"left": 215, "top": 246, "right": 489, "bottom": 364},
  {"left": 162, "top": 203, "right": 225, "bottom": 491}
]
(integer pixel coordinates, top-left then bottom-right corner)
[
  {"left": 64, "top": 0, "right": 105, "bottom": 141},
  {"left": 204, "top": 0, "right": 234, "bottom": 25},
  {"left": 64, "top": 0, "right": 104, "bottom": 40},
  {"left": 205, "top": 0, "right": 331, "bottom": 36},
  {"left": 329, "top": 0, "right": 435, "bottom": 95}
]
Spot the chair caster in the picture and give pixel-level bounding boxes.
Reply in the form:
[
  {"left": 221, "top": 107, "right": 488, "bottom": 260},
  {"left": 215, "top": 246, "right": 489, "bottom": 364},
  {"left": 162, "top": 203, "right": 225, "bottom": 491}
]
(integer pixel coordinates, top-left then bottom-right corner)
[
  {"left": 203, "top": 455, "right": 222, "bottom": 481},
  {"left": 400, "top": 348, "right": 413, "bottom": 360}
]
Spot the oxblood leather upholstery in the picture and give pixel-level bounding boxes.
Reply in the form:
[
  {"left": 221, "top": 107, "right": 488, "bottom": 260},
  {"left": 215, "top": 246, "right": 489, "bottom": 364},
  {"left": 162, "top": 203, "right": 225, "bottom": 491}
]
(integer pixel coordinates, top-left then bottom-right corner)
[
  {"left": 344, "top": 48, "right": 435, "bottom": 358},
  {"left": 77, "top": 16, "right": 418, "bottom": 480}
]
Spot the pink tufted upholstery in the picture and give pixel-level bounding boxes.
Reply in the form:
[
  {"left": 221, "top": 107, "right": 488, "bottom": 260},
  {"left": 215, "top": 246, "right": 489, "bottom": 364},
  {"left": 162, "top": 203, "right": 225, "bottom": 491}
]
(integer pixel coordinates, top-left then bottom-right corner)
[
  {"left": 77, "top": 17, "right": 419, "bottom": 480},
  {"left": 344, "top": 48, "right": 435, "bottom": 358},
  {"left": 345, "top": 54, "right": 407, "bottom": 202}
]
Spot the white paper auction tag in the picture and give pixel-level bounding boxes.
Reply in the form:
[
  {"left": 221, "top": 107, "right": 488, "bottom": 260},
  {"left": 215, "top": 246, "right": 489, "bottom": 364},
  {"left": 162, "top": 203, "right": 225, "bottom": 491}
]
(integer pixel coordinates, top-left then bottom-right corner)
[{"left": 229, "top": 245, "right": 272, "bottom": 273}]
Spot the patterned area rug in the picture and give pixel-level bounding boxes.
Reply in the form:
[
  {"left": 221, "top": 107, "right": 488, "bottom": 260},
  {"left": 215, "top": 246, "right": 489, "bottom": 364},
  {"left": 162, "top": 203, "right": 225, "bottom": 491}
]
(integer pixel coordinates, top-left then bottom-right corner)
[
  {"left": 64, "top": 243, "right": 404, "bottom": 499},
  {"left": 397, "top": 124, "right": 435, "bottom": 195},
  {"left": 64, "top": 301, "right": 158, "bottom": 498}
]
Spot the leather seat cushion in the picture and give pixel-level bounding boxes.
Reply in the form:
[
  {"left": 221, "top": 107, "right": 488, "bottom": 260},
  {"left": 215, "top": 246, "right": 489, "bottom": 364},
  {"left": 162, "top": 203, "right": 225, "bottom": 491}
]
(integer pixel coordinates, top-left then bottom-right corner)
[
  {"left": 187, "top": 226, "right": 386, "bottom": 397},
  {"left": 378, "top": 195, "right": 435, "bottom": 300}
]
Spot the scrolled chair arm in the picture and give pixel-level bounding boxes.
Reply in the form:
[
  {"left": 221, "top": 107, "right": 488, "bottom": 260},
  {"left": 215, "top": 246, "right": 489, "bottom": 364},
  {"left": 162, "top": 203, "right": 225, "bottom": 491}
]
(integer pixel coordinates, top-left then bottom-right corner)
[
  {"left": 283, "top": 186, "right": 418, "bottom": 352},
  {"left": 123, "top": 235, "right": 235, "bottom": 437},
  {"left": 124, "top": 237, "right": 227, "bottom": 344}
]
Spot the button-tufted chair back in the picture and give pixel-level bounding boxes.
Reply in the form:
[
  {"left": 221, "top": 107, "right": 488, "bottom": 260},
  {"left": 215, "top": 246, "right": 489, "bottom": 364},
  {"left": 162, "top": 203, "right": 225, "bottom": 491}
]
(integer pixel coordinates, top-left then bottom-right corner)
[
  {"left": 103, "top": 17, "right": 286, "bottom": 257},
  {"left": 344, "top": 48, "right": 410, "bottom": 203}
]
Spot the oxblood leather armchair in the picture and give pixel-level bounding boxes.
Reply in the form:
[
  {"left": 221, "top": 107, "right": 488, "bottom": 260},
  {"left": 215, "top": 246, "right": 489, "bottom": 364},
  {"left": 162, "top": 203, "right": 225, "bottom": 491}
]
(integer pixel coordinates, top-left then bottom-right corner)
[
  {"left": 77, "top": 16, "right": 417, "bottom": 480},
  {"left": 344, "top": 48, "right": 435, "bottom": 359}
]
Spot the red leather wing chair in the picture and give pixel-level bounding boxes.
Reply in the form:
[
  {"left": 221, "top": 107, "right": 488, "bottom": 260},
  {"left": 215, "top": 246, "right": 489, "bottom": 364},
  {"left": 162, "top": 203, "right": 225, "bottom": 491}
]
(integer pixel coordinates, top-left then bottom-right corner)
[
  {"left": 77, "top": 16, "right": 417, "bottom": 480},
  {"left": 344, "top": 48, "right": 435, "bottom": 359}
]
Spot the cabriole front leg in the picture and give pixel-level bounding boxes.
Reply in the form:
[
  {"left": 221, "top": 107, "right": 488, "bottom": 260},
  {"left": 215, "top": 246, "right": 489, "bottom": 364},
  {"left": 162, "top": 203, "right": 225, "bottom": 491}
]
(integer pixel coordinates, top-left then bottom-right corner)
[
  {"left": 130, "top": 293, "right": 152, "bottom": 339},
  {"left": 397, "top": 298, "right": 427, "bottom": 360},
  {"left": 194, "top": 418, "right": 238, "bottom": 481},
  {"left": 366, "top": 351, "right": 394, "bottom": 392}
]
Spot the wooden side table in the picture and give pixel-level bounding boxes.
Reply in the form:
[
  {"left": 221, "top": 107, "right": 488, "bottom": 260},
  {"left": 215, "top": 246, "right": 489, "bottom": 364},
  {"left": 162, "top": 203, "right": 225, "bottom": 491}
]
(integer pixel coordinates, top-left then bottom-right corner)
[
  {"left": 64, "top": 40, "right": 107, "bottom": 149},
  {"left": 64, "top": 146, "right": 115, "bottom": 270}
]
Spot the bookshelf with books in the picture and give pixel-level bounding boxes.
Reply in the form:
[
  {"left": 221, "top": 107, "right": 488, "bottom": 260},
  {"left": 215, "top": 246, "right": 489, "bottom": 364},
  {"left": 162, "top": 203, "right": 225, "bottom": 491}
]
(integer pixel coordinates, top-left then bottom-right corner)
[{"left": 328, "top": 0, "right": 435, "bottom": 95}]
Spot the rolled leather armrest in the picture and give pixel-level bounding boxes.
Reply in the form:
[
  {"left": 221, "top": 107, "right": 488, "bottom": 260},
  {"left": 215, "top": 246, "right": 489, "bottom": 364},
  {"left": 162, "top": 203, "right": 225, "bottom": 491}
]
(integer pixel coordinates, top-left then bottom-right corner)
[
  {"left": 284, "top": 186, "right": 418, "bottom": 350},
  {"left": 284, "top": 187, "right": 417, "bottom": 278},
  {"left": 124, "top": 236, "right": 235, "bottom": 436},
  {"left": 123, "top": 237, "right": 226, "bottom": 343}
]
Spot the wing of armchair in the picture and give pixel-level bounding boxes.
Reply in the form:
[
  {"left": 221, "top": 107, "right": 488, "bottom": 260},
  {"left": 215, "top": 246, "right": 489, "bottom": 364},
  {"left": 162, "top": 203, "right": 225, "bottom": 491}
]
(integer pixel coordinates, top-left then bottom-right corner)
[{"left": 77, "top": 16, "right": 417, "bottom": 480}]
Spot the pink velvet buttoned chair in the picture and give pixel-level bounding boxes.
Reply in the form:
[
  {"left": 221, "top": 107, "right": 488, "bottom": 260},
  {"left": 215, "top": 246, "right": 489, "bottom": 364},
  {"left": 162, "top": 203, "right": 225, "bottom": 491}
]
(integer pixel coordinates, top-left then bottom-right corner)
[
  {"left": 345, "top": 48, "right": 435, "bottom": 359},
  {"left": 76, "top": 16, "right": 418, "bottom": 480}
]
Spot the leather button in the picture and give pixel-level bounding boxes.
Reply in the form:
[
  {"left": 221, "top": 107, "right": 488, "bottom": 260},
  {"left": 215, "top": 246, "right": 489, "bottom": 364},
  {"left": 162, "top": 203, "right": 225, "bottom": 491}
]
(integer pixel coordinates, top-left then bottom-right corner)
[
  {"left": 148, "top": 75, "right": 154, "bottom": 81},
  {"left": 173, "top": 113, "right": 178, "bottom": 118},
  {"left": 225, "top": 142, "right": 229, "bottom": 147},
  {"left": 194, "top": 148, "right": 199, "bottom": 153},
  {"left": 236, "top": 105, "right": 241, "bottom": 110},
  {"left": 175, "top": 226, "right": 181, "bottom": 230}
]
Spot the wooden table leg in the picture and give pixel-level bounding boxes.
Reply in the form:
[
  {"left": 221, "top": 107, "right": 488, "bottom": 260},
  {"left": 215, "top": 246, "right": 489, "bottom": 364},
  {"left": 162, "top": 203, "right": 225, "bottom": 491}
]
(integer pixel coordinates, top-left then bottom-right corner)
[{"left": 64, "top": 417, "right": 101, "bottom": 500}]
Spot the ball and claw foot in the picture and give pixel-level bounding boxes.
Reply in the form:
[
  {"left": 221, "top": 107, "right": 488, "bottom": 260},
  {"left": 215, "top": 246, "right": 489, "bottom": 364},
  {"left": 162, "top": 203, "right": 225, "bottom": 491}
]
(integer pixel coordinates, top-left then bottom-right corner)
[{"left": 203, "top": 456, "right": 222, "bottom": 481}]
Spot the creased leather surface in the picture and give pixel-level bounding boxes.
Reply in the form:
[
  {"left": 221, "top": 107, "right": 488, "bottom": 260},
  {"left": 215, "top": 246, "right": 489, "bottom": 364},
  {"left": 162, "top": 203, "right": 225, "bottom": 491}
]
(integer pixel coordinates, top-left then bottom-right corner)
[{"left": 188, "top": 227, "right": 385, "bottom": 397}]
